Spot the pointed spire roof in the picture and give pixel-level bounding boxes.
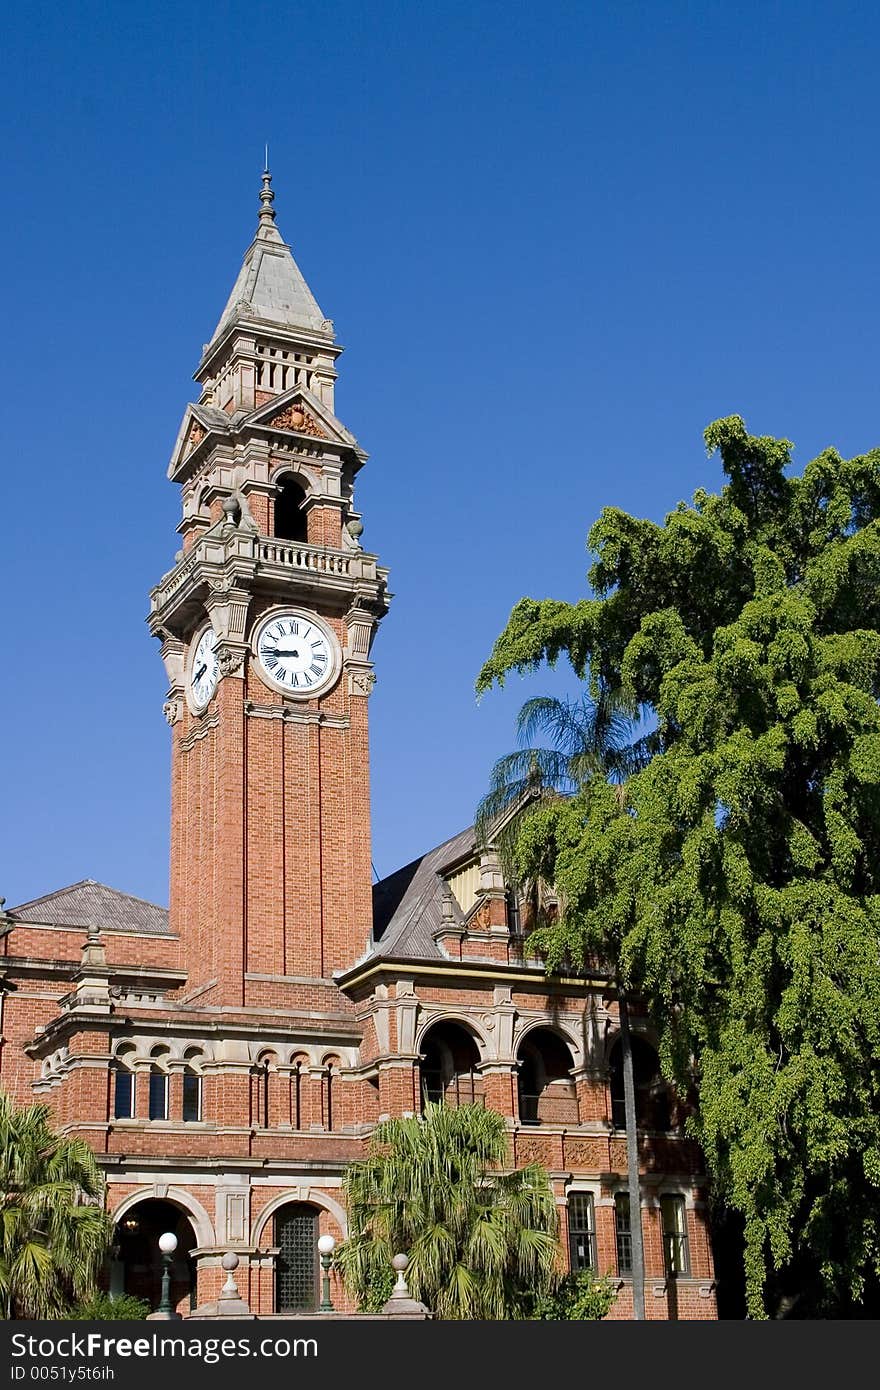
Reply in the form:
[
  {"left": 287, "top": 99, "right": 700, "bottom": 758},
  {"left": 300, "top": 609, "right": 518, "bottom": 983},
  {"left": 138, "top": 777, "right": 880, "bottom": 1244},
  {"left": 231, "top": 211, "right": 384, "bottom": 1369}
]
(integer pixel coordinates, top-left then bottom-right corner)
[{"left": 207, "top": 166, "right": 328, "bottom": 350}]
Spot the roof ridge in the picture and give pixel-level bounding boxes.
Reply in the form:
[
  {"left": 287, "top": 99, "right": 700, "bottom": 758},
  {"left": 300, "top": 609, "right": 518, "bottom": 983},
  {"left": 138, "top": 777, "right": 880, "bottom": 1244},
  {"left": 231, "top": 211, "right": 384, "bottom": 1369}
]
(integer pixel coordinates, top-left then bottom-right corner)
[{"left": 8, "top": 880, "right": 168, "bottom": 916}]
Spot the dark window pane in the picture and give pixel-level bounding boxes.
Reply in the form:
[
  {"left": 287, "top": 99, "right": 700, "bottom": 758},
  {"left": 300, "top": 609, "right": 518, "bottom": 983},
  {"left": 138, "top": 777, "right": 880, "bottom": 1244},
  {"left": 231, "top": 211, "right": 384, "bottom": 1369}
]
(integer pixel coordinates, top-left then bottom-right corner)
[
  {"left": 148, "top": 1069, "right": 168, "bottom": 1120},
  {"left": 114, "top": 1068, "right": 133, "bottom": 1119},
  {"left": 182, "top": 1072, "right": 201, "bottom": 1123},
  {"left": 276, "top": 1205, "right": 318, "bottom": 1312},
  {"left": 568, "top": 1193, "right": 595, "bottom": 1271},
  {"left": 615, "top": 1193, "right": 632, "bottom": 1276}
]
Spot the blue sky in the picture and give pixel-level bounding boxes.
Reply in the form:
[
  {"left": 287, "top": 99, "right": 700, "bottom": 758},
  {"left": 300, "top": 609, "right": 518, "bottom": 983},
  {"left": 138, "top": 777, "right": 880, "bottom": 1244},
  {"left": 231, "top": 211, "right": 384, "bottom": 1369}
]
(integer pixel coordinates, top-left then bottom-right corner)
[{"left": 2, "top": 0, "right": 879, "bottom": 907}]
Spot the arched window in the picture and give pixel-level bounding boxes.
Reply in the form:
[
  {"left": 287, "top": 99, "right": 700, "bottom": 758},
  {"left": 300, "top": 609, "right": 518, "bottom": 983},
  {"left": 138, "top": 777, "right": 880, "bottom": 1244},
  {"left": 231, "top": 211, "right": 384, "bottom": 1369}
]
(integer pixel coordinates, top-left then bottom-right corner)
[
  {"left": 323, "top": 1059, "right": 340, "bottom": 1131},
  {"left": 291, "top": 1061, "right": 303, "bottom": 1130},
  {"left": 148, "top": 1065, "right": 168, "bottom": 1121},
  {"left": 273, "top": 477, "right": 308, "bottom": 542},
  {"left": 182, "top": 1051, "right": 202, "bottom": 1123},
  {"left": 608, "top": 1036, "right": 670, "bottom": 1130},
  {"left": 516, "top": 1028, "right": 578, "bottom": 1126},
  {"left": 419, "top": 1023, "right": 481, "bottom": 1110},
  {"left": 275, "top": 1204, "right": 319, "bottom": 1313},
  {"left": 253, "top": 1053, "right": 277, "bottom": 1128},
  {"left": 113, "top": 1061, "right": 135, "bottom": 1119}
]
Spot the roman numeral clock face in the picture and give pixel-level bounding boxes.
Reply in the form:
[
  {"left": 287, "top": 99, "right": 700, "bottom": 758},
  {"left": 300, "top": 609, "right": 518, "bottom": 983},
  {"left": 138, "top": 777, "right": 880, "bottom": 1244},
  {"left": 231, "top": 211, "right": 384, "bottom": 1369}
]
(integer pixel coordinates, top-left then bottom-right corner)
[
  {"left": 188, "top": 626, "right": 219, "bottom": 711},
  {"left": 253, "top": 610, "right": 340, "bottom": 698}
]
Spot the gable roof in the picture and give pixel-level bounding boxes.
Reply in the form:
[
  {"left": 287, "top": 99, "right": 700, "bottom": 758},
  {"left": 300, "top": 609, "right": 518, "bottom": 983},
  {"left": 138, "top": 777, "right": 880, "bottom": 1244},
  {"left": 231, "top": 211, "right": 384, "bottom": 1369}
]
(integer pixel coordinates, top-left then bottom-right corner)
[
  {"left": 8, "top": 881, "right": 171, "bottom": 936},
  {"left": 370, "top": 826, "right": 476, "bottom": 961}
]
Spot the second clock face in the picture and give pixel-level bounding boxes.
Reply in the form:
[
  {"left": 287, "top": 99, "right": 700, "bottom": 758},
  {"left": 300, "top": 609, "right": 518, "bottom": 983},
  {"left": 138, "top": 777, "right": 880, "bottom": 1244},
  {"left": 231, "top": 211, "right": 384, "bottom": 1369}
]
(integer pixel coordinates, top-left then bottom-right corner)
[
  {"left": 253, "top": 610, "right": 339, "bottom": 697},
  {"left": 189, "top": 626, "right": 219, "bottom": 710}
]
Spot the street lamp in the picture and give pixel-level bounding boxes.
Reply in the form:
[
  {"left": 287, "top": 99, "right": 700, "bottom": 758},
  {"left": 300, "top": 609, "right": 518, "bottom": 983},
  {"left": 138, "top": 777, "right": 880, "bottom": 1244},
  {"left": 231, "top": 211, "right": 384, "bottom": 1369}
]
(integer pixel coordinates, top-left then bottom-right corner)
[
  {"left": 317, "top": 1234, "right": 336, "bottom": 1312},
  {"left": 156, "top": 1231, "right": 179, "bottom": 1318}
]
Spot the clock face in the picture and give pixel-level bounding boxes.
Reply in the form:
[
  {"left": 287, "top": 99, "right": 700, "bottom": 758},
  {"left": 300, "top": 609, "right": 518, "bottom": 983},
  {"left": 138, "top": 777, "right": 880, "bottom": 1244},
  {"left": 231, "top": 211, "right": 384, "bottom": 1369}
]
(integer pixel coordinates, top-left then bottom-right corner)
[
  {"left": 254, "top": 610, "right": 339, "bottom": 697},
  {"left": 189, "top": 626, "right": 219, "bottom": 710}
]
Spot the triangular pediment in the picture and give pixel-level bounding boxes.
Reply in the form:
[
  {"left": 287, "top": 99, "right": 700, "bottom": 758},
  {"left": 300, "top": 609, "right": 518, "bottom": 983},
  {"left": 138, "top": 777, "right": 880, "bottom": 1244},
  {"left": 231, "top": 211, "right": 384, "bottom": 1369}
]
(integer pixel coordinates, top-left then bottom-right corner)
[
  {"left": 168, "top": 404, "right": 232, "bottom": 476},
  {"left": 247, "top": 385, "right": 361, "bottom": 453}
]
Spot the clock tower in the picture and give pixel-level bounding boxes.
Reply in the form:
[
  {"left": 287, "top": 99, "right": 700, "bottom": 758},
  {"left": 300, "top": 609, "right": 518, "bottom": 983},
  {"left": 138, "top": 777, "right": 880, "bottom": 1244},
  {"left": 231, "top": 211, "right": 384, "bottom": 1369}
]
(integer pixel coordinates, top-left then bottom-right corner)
[{"left": 149, "top": 169, "right": 390, "bottom": 1007}]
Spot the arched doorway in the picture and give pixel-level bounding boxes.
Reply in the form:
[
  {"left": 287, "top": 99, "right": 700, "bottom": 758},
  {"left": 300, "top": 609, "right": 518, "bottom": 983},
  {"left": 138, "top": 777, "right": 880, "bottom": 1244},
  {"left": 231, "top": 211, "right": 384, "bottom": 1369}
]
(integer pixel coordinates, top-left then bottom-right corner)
[
  {"left": 608, "top": 1036, "right": 671, "bottom": 1130},
  {"left": 274, "top": 1203, "right": 319, "bottom": 1313},
  {"left": 516, "top": 1028, "right": 578, "bottom": 1125},
  {"left": 111, "top": 1200, "right": 197, "bottom": 1314},
  {"left": 419, "top": 1022, "right": 482, "bottom": 1109}
]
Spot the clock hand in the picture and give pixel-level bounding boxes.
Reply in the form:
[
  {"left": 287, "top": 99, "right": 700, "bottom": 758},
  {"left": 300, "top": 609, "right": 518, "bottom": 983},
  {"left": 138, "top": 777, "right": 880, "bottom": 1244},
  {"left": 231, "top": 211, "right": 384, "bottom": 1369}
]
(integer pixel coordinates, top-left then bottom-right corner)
[
  {"left": 265, "top": 648, "right": 301, "bottom": 658},
  {"left": 194, "top": 663, "right": 207, "bottom": 682}
]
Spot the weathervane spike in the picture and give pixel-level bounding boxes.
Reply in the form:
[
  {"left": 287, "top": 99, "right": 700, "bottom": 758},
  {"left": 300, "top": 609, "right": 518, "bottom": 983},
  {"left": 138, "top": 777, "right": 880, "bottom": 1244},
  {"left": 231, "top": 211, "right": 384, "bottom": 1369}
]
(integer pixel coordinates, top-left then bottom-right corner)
[{"left": 258, "top": 157, "right": 276, "bottom": 230}]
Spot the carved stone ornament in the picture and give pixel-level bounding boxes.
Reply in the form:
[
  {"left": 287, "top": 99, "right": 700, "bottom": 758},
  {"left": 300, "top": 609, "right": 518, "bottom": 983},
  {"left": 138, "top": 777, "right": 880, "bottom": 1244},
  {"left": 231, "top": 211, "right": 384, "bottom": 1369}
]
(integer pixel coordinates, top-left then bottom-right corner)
[
  {"left": 217, "top": 647, "right": 246, "bottom": 678},
  {"left": 163, "top": 698, "right": 183, "bottom": 726},
  {"left": 265, "top": 403, "right": 328, "bottom": 438},
  {"left": 348, "top": 669, "right": 376, "bottom": 697},
  {"left": 186, "top": 423, "right": 206, "bottom": 454}
]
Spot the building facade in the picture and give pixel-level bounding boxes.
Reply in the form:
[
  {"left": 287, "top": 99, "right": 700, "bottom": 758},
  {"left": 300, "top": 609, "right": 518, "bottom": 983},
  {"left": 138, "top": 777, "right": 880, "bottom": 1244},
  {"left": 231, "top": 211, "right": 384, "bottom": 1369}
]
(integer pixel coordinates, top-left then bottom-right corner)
[{"left": 0, "top": 175, "right": 717, "bottom": 1320}]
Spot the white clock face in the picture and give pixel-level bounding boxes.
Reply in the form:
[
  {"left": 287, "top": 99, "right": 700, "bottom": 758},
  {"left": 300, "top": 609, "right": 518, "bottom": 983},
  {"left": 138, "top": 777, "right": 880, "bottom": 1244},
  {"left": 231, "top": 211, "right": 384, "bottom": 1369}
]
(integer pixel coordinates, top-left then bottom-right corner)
[
  {"left": 254, "top": 610, "right": 339, "bottom": 697},
  {"left": 189, "top": 627, "right": 219, "bottom": 709}
]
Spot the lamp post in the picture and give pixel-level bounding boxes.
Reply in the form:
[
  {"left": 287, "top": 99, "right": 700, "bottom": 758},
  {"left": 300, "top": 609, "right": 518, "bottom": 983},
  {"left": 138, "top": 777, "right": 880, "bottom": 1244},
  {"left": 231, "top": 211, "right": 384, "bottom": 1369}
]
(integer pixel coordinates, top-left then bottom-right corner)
[
  {"left": 317, "top": 1234, "right": 336, "bottom": 1312},
  {"left": 156, "top": 1231, "right": 178, "bottom": 1318}
]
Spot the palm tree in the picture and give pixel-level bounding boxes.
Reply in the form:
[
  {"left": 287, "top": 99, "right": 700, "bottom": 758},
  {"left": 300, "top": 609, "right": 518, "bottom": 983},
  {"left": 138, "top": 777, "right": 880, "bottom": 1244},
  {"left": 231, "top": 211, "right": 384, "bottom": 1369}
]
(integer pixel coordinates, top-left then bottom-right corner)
[
  {"left": 476, "top": 689, "right": 650, "bottom": 1319},
  {"left": 336, "top": 1102, "right": 559, "bottom": 1319},
  {"left": 0, "top": 1091, "right": 113, "bottom": 1318}
]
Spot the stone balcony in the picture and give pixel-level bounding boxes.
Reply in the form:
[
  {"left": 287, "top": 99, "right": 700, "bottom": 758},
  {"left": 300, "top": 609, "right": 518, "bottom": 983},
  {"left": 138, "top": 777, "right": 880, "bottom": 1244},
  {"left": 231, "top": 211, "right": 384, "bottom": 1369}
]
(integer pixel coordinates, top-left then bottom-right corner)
[{"left": 149, "top": 526, "right": 389, "bottom": 636}]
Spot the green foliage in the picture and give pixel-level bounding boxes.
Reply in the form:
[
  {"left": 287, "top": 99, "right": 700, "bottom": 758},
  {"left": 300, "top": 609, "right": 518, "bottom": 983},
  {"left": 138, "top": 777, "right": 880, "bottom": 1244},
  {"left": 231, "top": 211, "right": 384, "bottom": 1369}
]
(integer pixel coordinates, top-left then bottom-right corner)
[
  {"left": 477, "top": 416, "right": 880, "bottom": 1317},
  {"left": 336, "top": 1102, "right": 559, "bottom": 1319},
  {"left": 529, "top": 1269, "right": 618, "bottom": 1320},
  {"left": 63, "top": 1292, "right": 150, "bottom": 1321},
  {"left": 0, "top": 1090, "right": 113, "bottom": 1319}
]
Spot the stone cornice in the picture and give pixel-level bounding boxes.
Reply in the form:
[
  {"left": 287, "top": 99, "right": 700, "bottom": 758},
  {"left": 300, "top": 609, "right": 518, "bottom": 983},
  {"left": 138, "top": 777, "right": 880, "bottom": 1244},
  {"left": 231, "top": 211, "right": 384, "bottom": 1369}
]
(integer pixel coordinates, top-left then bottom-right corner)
[
  {"left": 336, "top": 956, "right": 609, "bottom": 995},
  {"left": 149, "top": 527, "right": 389, "bottom": 640}
]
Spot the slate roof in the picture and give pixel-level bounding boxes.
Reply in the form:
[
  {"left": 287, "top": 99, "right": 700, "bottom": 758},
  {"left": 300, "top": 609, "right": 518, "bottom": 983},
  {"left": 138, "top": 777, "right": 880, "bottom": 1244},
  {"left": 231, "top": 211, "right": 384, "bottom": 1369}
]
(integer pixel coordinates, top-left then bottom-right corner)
[
  {"left": 191, "top": 403, "right": 233, "bottom": 433},
  {"left": 209, "top": 173, "right": 327, "bottom": 348},
  {"left": 370, "top": 826, "right": 476, "bottom": 961},
  {"left": 8, "top": 881, "right": 171, "bottom": 936}
]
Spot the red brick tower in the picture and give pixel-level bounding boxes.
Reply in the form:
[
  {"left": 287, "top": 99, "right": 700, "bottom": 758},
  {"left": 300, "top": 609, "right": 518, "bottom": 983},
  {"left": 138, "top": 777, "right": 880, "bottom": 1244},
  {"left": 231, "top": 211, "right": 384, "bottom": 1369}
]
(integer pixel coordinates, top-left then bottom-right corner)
[{"left": 149, "top": 169, "right": 390, "bottom": 1006}]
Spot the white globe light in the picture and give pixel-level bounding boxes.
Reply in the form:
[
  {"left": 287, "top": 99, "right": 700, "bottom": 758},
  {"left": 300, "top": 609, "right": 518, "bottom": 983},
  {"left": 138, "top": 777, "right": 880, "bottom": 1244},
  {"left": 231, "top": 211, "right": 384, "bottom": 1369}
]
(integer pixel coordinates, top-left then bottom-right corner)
[
  {"left": 158, "top": 1232, "right": 178, "bottom": 1255},
  {"left": 317, "top": 1234, "right": 336, "bottom": 1255}
]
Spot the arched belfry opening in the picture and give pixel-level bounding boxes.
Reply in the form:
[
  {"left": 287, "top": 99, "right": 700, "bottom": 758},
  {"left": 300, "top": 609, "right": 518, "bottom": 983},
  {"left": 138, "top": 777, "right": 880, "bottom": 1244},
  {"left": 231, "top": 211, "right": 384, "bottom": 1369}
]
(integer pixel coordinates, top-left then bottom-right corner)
[{"left": 273, "top": 476, "right": 308, "bottom": 542}]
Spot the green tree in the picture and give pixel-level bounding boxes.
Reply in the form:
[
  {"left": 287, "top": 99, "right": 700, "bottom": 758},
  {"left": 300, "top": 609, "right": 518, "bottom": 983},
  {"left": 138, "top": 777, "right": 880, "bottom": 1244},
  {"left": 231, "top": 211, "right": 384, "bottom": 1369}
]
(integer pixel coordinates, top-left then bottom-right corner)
[
  {"left": 0, "top": 1091, "right": 113, "bottom": 1319},
  {"left": 63, "top": 1292, "right": 150, "bottom": 1321},
  {"left": 476, "top": 416, "right": 880, "bottom": 1318},
  {"left": 335, "top": 1101, "right": 559, "bottom": 1319},
  {"left": 530, "top": 1268, "right": 618, "bottom": 1320},
  {"left": 475, "top": 691, "right": 651, "bottom": 1318}
]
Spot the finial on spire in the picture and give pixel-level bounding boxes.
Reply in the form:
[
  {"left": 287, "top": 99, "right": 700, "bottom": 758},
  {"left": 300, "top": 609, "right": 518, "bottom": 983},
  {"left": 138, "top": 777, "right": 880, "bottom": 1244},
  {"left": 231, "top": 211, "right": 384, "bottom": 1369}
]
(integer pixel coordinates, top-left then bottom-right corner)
[{"left": 258, "top": 162, "right": 276, "bottom": 230}]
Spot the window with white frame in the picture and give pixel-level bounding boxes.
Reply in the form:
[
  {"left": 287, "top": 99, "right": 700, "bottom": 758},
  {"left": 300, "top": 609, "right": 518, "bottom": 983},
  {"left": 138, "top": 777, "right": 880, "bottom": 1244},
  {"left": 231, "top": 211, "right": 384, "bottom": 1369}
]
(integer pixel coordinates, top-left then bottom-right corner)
[
  {"left": 614, "top": 1192, "right": 633, "bottom": 1276},
  {"left": 661, "top": 1194, "right": 690, "bottom": 1276},
  {"left": 567, "top": 1192, "right": 596, "bottom": 1271}
]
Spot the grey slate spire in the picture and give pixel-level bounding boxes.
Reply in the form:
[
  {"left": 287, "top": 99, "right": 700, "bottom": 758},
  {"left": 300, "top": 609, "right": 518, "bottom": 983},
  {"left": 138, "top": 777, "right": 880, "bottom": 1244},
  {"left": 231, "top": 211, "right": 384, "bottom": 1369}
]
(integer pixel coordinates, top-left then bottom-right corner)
[{"left": 208, "top": 166, "right": 328, "bottom": 347}]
